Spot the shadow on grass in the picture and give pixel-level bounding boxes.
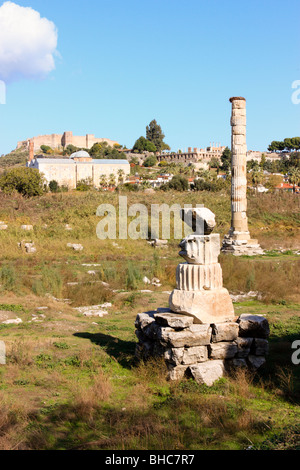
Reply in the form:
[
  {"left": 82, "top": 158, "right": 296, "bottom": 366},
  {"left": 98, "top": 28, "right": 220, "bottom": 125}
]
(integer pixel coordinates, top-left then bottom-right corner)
[
  {"left": 74, "top": 332, "right": 137, "bottom": 369},
  {"left": 257, "top": 330, "right": 300, "bottom": 404}
]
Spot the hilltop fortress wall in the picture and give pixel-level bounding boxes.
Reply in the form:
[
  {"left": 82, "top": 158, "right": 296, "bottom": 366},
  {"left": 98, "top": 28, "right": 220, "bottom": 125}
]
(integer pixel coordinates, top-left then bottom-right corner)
[{"left": 17, "top": 131, "right": 119, "bottom": 151}]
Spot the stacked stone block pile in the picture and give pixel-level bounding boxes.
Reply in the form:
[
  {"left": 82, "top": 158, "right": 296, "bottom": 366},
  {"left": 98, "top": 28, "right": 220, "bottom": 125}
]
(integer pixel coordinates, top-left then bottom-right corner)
[{"left": 135, "top": 309, "right": 270, "bottom": 386}]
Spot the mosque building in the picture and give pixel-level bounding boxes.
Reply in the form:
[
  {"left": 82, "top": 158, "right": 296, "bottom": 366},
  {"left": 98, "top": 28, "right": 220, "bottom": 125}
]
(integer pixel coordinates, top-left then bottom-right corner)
[{"left": 27, "top": 148, "right": 130, "bottom": 189}]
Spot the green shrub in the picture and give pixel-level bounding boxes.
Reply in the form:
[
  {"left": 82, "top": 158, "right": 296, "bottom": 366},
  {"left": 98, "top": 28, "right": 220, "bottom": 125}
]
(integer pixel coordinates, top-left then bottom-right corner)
[
  {"left": 32, "top": 268, "right": 62, "bottom": 298},
  {"left": 76, "top": 178, "right": 93, "bottom": 191},
  {"left": 143, "top": 155, "right": 158, "bottom": 167},
  {"left": 132, "top": 137, "right": 157, "bottom": 154},
  {"left": 49, "top": 180, "right": 59, "bottom": 193},
  {"left": 40, "top": 145, "right": 53, "bottom": 155},
  {"left": 0, "top": 167, "right": 45, "bottom": 197},
  {"left": 125, "top": 262, "right": 142, "bottom": 290},
  {"left": 167, "top": 175, "right": 188, "bottom": 191},
  {"left": 0, "top": 265, "right": 18, "bottom": 291}
]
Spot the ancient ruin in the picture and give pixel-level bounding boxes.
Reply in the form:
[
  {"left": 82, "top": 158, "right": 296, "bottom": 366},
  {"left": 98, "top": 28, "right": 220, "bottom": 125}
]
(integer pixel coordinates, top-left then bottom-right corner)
[
  {"left": 169, "top": 207, "right": 235, "bottom": 324},
  {"left": 135, "top": 207, "right": 270, "bottom": 386},
  {"left": 18, "top": 131, "right": 119, "bottom": 152},
  {"left": 222, "top": 97, "right": 264, "bottom": 255}
]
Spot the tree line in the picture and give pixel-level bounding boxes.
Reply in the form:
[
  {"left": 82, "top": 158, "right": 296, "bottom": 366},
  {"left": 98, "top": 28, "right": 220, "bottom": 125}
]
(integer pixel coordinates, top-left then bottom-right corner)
[{"left": 268, "top": 137, "right": 300, "bottom": 152}]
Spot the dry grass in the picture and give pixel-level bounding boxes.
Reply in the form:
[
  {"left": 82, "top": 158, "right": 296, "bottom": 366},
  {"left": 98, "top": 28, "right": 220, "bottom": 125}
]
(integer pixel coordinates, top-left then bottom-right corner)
[
  {"left": 0, "top": 393, "right": 29, "bottom": 450},
  {"left": 221, "top": 255, "right": 299, "bottom": 303},
  {"left": 71, "top": 370, "right": 112, "bottom": 421}
]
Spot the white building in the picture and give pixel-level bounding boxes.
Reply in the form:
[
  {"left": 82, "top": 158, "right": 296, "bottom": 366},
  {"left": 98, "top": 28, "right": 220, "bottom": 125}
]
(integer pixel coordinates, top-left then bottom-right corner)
[{"left": 27, "top": 150, "right": 130, "bottom": 189}]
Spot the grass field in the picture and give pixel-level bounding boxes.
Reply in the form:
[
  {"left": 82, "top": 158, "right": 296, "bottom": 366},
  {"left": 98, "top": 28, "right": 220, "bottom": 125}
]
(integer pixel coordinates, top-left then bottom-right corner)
[{"left": 0, "top": 190, "right": 299, "bottom": 450}]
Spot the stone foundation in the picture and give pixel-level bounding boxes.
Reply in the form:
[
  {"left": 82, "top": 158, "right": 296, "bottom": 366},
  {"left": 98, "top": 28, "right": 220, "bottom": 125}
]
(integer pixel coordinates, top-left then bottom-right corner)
[
  {"left": 135, "top": 309, "right": 270, "bottom": 386},
  {"left": 222, "top": 234, "right": 264, "bottom": 256}
]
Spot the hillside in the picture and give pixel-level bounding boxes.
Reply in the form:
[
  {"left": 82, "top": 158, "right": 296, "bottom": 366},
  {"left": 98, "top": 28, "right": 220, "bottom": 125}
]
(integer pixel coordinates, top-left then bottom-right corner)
[{"left": 0, "top": 148, "right": 29, "bottom": 172}]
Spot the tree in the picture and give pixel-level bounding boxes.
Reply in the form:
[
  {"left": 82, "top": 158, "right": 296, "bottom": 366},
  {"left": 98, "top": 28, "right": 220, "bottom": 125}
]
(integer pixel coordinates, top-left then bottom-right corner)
[
  {"left": 260, "top": 153, "right": 266, "bottom": 169},
  {"left": 76, "top": 177, "right": 93, "bottom": 191},
  {"left": 268, "top": 141, "right": 283, "bottom": 152},
  {"left": 288, "top": 168, "right": 300, "bottom": 193},
  {"left": 251, "top": 167, "right": 264, "bottom": 189},
  {"left": 291, "top": 137, "right": 300, "bottom": 151},
  {"left": 130, "top": 156, "right": 139, "bottom": 165},
  {"left": 118, "top": 169, "right": 125, "bottom": 185},
  {"left": 64, "top": 144, "right": 78, "bottom": 155},
  {"left": 132, "top": 136, "right": 157, "bottom": 153},
  {"left": 90, "top": 142, "right": 127, "bottom": 160},
  {"left": 49, "top": 180, "right": 59, "bottom": 193},
  {"left": 289, "top": 152, "right": 300, "bottom": 169},
  {"left": 99, "top": 175, "right": 108, "bottom": 190},
  {"left": 209, "top": 157, "right": 220, "bottom": 173},
  {"left": 146, "top": 120, "right": 170, "bottom": 152},
  {"left": 167, "top": 175, "right": 188, "bottom": 191},
  {"left": 221, "top": 147, "right": 232, "bottom": 172},
  {"left": 143, "top": 155, "right": 158, "bottom": 167},
  {"left": 109, "top": 173, "right": 116, "bottom": 188},
  {"left": 0, "top": 167, "right": 45, "bottom": 197},
  {"left": 40, "top": 145, "right": 53, "bottom": 155}
]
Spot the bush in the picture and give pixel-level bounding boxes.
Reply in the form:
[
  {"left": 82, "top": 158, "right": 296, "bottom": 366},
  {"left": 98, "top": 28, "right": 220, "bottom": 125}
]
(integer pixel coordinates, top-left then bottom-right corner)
[
  {"left": 121, "top": 183, "right": 140, "bottom": 192},
  {"left": 193, "top": 177, "right": 228, "bottom": 192},
  {"left": 132, "top": 137, "right": 157, "bottom": 154},
  {"left": 167, "top": 175, "right": 188, "bottom": 191},
  {"left": 49, "top": 180, "right": 59, "bottom": 193},
  {"left": 125, "top": 262, "right": 142, "bottom": 290},
  {"left": 76, "top": 178, "right": 93, "bottom": 191},
  {"left": 49, "top": 180, "right": 69, "bottom": 193},
  {"left": 0, "top": 265, "right": 18, "bottom": 291},
  {"left": 32, "top": 267, "right": 62, "bottom": 298},
  {"left": 40, "top": 145, "right": 53, "bottom": 155},
  {"left": 143, "top": 155, "right": 158, "bottom": 167},
  {"left": 0, "top": 167, "right": 45, "bottom": 197}
]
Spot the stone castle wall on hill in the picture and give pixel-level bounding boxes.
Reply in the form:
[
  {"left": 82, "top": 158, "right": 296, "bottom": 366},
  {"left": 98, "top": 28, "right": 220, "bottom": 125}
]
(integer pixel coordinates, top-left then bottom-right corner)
[{"left": 17, "top": 131, "right": 119, "bottom": 152}]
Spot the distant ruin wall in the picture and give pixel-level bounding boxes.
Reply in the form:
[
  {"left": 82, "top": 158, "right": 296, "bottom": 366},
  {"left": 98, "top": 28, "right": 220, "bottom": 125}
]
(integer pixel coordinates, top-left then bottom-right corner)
[{"left": 17, "top": 132, "right": 119, "bottom": 152}]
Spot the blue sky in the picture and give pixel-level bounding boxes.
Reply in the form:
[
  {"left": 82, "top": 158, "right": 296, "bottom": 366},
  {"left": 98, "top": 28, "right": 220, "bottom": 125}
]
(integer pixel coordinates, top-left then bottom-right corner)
[{"left": 0, "top": 0, "right": 299, "bottom": 155}]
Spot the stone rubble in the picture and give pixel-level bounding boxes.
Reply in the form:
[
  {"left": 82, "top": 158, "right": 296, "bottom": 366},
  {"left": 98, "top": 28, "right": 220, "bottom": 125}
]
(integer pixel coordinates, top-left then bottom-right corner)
[
  {"left": 75, "top": 303, "right": 112, "bottom": 318},
  {"left": 2, "top": 318, "right": 23, "bottom": 325},
  {"left": 18, "top": 241, "right": 37, "bottom": 254},
  {"left": 67, "top": 243, "right": 83, "bottom": 251},
  {"left": 0, "top": 222, "right": 8, "bottom": 230},
  {"left": 21, "top": 225, "right": 33, "bottom": 231},
  {"left": 148, "top": 239, "right": 168, "bottom": 248},
  {"left": 135, "top": 309, "right": 270, "bottom": 386},
  {"left": 0, "top": 341, "right": 6, "bottom": 365}
]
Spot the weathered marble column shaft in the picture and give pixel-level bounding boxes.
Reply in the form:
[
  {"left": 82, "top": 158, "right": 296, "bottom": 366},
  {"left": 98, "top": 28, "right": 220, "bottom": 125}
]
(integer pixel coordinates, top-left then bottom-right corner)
[
  {"left": 230, "top": 97, "right": 249, "bottom": 239},
  {"left": 222, "top": 97, "right": 264, "bottom": 255}
]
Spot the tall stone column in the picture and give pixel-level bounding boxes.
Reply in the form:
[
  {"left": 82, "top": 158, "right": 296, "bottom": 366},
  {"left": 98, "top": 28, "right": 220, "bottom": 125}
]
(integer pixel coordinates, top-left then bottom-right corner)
[
  {"left": 230, "top": 97, "right": 249, "bottom": 238},
  {"left": 222, "top": 97, "right": 263, "bottom": 255}
]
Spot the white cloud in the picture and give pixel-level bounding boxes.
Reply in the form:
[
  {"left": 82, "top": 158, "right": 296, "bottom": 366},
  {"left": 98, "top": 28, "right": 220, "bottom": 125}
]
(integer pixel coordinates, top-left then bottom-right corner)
[{"left": 0, "top": 1, "right": 58, "bottom": 83}]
